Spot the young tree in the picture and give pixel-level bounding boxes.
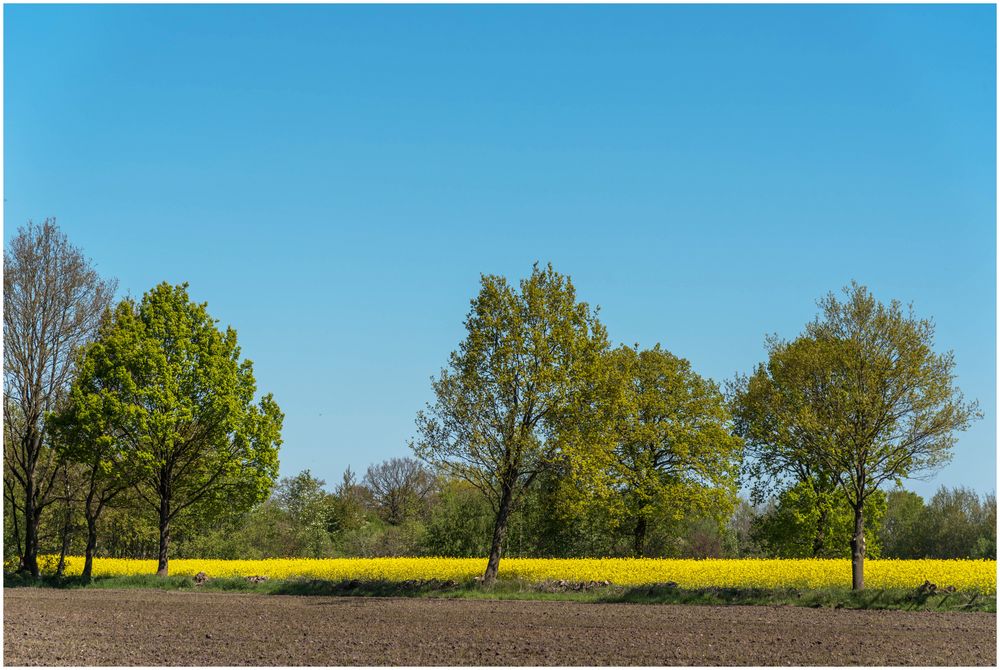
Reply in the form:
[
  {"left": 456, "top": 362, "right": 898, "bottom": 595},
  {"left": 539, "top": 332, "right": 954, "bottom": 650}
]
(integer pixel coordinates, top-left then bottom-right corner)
[
  {"left": 608, "top": 344, "right": 742, "bottom": 556},
  {"left": 731, "top": 282, "right": 980, "bottom": 589},
  {"left": 3, "top": 220, "right": 117, "bottom": 576},
  {"left": 412, "top": 263, "right": 609, "bottom": 584},
  {"left": 65, "top": 283, "right": 283, "bottom": 575},
  {"left": 49, "top": 332, "right": 147, "bottom": 578}
]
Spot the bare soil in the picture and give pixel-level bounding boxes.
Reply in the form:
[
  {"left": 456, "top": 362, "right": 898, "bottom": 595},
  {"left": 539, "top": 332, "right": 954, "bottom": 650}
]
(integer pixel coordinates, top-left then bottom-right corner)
[{"left": 3, "top": 588, "right": 996, "bottom": 666}]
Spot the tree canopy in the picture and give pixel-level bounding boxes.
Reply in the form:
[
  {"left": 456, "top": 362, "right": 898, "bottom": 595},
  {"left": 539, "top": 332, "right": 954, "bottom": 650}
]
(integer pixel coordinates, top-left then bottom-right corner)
[
  {"left": 57, "top": 282, "right": 283, "bottom": 574},
  {"left": 607, "top": 344, "right": 742, "bottom": 556},
  {"left": 413, "top": 263, "right": 610, "bottom": 583},
  {"left": 731, "top": 282, "right": 980, "bottom": 589}
]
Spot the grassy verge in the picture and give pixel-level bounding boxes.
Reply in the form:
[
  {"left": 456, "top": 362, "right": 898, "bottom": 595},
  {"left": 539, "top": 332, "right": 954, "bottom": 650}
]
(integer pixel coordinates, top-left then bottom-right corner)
[{"left": 4, "top": 572, "right": 994, "bottom": 612}]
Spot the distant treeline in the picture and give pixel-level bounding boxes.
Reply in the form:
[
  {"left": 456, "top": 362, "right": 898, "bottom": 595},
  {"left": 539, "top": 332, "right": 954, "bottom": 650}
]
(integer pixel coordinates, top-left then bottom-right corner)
[
  {"left": 6, "top": 460, "right": 994, "bottom": 565},
  {"left": 3, "top": 221, "right": 988, "bottom": 589}
]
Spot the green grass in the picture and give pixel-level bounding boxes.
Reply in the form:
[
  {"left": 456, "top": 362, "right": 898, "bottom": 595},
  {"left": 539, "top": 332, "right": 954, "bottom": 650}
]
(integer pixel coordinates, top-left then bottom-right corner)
[{"left": 4, "top": 572, "right": 994, "bottom": 612}]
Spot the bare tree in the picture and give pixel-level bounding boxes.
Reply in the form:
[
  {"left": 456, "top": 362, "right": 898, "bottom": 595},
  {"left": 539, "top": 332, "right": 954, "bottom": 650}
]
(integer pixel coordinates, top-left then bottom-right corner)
[
  {"left": 362, "top": 457, "right": 435, "bottom": 525},
  {"left": 3, "top": 220, "right": 116, "bottom": 576}
]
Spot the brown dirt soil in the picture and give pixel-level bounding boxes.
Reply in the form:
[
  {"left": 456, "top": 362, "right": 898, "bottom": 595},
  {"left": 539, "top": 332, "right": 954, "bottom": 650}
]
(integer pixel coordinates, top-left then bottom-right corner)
[{"left": 3, "top": 588, "right": 996, "bottom": 666}]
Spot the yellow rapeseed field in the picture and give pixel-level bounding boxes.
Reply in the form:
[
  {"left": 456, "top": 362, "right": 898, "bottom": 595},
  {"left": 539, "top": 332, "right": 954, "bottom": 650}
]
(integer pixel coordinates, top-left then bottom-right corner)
[{"left": 36, "top": 556, "right": 997, "bottom": 593}]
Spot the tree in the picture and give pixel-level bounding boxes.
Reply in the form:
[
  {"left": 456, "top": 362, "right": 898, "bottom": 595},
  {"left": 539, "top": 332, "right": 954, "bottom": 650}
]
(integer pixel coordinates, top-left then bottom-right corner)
[
  {"left": 271, "top": 470, "right": 337, "bottom": 556},
  {"left": 920, "top": 486, "right": 996, "bottom": 559},
  {"left": 65, "top": 282, "right": 283, "bottom": 575},
  {"left": 412, "top": 263, "right": 609, "bottom": 584},
  {"left": 878, "top": 489, "right": 926, "bottom": 559},
  {"left": 607, "top": 344, "right": 742, "bottom": 556},
  {"left": 731, "top": 282, "right": 980, "bottom": 589},
  {"left": 729, "top": 337, "right": 846, "bottom": 558},
  {"left": 421, "top": 477, "right": 493, "bottom": 557},
  {"left": 49, "top": 312, "right": 149, "bottom": 578},
  {"left": 362, "top": 457, "right": 435, "bottom": 525},
  {"left": 3, "top": 220, "right": 117, "bottom": 576}
]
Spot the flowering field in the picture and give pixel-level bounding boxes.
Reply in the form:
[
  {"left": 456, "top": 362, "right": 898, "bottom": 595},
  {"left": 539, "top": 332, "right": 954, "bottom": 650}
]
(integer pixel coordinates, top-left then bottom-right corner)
[{"left": 34, "top": 556, "right": 997, "bottom": 593}]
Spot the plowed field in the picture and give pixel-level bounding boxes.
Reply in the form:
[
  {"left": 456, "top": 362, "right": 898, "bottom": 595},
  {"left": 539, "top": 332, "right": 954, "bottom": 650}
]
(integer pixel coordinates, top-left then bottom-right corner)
[{"left": 3, "top": 588, "right": 995, "bottom": 666}]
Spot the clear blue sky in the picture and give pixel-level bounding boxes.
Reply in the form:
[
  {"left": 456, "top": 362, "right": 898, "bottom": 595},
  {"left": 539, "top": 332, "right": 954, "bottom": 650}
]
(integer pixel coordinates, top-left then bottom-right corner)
[{"left": 5, "top": 4, "right": 996, "bottom": 499}]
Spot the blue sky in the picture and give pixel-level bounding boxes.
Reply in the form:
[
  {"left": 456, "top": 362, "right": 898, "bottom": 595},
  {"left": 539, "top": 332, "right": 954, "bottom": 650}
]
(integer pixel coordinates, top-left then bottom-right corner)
[{"left": 5, "top": 4, "right": 996, "bottom": 499}]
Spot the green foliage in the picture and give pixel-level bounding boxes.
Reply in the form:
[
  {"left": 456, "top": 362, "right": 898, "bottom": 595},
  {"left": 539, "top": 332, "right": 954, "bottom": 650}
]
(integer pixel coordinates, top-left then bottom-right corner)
[
  {"left": 413, "top": 263, "right": 610, "bottom": 504},
  {"left": 421, "top": 479, "right": 493, "bottom": 557},
  {"left": 11, "top": 265, "right": 992, "bottom": 574},
  {"left": 920, "top": 487, "right": 996, "bottom": 560},
  {"left": 606, "top": 344, "right": 742, "bottom": 556},
  {"left": 57, "top": 282, "right": 283, "bottom": 571},
  {"left": 412, "top": 263, "right": 611, "bottom": 579},
  {"left": 337, "top": 519, "right": 428, "bottom": 557},
  {"left": 878, "top": 489, "right": 927, "bottom": 559},
  {"left": 733, "top": 284, "right": 980, "bottom": 508},
  {"left": 753, "top": 481, "right": 886, "bottom": 558},
  {"left": 730, "top": 282, "right": 981, "bottom": 587},
  {"left": 878, "top": 487, "right": 996, "bottom": 560}
]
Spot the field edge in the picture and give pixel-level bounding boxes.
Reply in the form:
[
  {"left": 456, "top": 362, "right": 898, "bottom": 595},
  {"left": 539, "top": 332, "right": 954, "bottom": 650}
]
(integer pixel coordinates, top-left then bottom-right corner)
[{"left": 5, "top": 573, "right": 995, "bottom": 612}]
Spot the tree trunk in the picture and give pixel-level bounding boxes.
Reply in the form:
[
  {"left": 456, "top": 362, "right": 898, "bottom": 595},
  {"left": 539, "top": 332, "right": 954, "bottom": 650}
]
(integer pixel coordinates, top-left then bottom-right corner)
[
  {"left": 22, "top": 475, "right": 40, "bottom": 577},
  {"left": 8, "top": 490, "right": 24, "bottom": 566},
  {"left": 812, "top": 506, "right": 828, "bottom": 557},
  {"left": 633, "top": 515, "right": 648, "bottom": 557},
  {"left": 483, "top": 484, "right": 514, "bottom": 586},
  {"left": 83, "top": 516, "right": 98, "bottom": 580},
  {"left": 56, "top": 471, "right": 73, "bottom": 579},
  {"left": 156, "top": 496, "right": 170, "bottom": 576},
  {"left": 850, "top": 504, "right": 865, "bottom": 591},
  {"left": 55, "top": 507, "right": 71, "bottom": 578}
]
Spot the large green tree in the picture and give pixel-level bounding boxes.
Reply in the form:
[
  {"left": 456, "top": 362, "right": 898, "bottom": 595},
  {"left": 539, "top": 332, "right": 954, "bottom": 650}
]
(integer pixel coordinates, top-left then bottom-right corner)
[
  {"left": 608, "top": 344, "right": 742, "bottom": 556},
  {"left": 60, "top": 283, "right": 283, "bottom": 575},
  {"left": 412, "top": 263, "right": 610, "bottom": 584},
  {"left": 731, "top": 282, "right": 980, "bottom": 589}
]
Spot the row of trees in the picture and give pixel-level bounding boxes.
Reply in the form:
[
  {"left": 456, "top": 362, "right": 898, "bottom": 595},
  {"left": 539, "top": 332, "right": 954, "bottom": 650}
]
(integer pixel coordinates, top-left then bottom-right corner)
[
  {"left": 13, "top": 453, "right": 991, "bottom": 566},
  {"left": 4, "top": 222, "right": 984, "bottom": 591},
  {"left": 4, "top": 221, "right": 283, "bottom": 578},
  {"left": 410, "top": 264, "right": 981, "bottom": 588}
]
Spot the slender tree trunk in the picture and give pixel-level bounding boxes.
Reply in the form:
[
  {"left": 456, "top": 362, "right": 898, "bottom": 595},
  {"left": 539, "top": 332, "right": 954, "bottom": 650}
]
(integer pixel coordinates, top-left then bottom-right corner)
[
  {"left": 633, "top": 515, "right": 648, "bottom": 557},
  {"left": 8, "top": 493, "right": 24, "bottom": 567},
  {"left": 850, "top": 504, "right": 865, "bottom": 591},
  {"left": 56, "top": 470, "right": 73, "bottom": 578},
  {"left": 156, "top": 495, "right": 170, "bottom": 576},
  {"left": 83, "top": 516, "right": 98, "bottom": 580},
  {"left": 22, "top": 473, "right": 40, "bottom": 577},
  {"left": 55, "top": 507, "right": 72, "bottom": 578},
  {"left": 812, "top": 506, "right": 828, "bottom": 557},
  {"left": 483, "top": 483, "right": 514, "bottom": 586}
]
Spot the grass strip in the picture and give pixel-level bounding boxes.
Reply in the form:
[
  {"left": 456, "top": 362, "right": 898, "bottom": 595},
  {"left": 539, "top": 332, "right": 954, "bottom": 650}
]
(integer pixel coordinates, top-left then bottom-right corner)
[{"left": 4, "top": 572, "right": 994, "bottom": 613}]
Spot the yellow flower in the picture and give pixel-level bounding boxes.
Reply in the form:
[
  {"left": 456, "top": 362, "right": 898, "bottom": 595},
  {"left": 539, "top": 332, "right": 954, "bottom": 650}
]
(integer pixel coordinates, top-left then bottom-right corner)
[{"left": 40, "top": 556, "right": 996, "bottom": 594}]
